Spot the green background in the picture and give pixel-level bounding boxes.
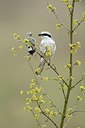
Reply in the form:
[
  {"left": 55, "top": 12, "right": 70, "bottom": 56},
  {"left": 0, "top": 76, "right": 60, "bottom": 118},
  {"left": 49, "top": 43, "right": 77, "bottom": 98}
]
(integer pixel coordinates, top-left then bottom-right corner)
[{"left": 0, "top": 0, "right": 85, "bottom": 128}]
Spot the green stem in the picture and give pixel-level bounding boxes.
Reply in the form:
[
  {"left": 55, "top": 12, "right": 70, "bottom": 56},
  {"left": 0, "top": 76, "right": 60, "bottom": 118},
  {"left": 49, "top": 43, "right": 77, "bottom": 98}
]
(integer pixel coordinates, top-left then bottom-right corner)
[
  {"left": 60, "top": 1, "right": 75, "bottom": 128},
  {"left": 36, "top": 51, "right": 68, "bottom": 87},
  {"left": 37, "top": 101, "right": 58, "bottom": 128}
]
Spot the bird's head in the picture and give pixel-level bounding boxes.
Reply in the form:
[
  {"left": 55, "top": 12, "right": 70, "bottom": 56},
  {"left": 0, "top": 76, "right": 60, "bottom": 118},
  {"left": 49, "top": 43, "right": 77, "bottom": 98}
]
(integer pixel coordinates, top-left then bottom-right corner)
[{"left": 38, "top": 31, "right": 52, "bottom": 39}]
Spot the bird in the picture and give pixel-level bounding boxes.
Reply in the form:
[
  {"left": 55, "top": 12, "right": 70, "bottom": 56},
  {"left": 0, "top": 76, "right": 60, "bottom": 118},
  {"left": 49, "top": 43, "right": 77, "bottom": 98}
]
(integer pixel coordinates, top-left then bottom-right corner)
[
  {"left": 35, "top": 31, "right": 56, "bottom": 75},
  {"left": 26, "top": 32, "right": 36, "bottom": 55}
]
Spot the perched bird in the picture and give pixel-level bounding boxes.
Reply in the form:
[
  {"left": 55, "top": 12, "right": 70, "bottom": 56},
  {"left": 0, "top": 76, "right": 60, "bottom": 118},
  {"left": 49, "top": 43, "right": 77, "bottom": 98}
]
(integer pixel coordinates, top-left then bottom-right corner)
[
  {"left": 26, "top": 32, "right": 36, "bottom": 55},
  {"left": 35, "top": 31, "right": 56, "bottom": 75}
]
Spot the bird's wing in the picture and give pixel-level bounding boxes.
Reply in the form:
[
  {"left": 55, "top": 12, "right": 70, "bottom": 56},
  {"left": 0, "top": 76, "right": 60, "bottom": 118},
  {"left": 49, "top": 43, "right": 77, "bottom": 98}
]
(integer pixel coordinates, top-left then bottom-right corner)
[{"left": 40, "top": 42, "right": 47, "bottom": 54}]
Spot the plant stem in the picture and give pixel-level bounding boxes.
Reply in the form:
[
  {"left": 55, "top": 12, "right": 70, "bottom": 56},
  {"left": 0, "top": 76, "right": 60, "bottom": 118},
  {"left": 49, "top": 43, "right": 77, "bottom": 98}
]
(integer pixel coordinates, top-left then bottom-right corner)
[
  {"left": 36, "top": 51, "right": 68, "bottom": 87},
  {"left": 60, "top": 1, "right": 75, "bottom": 128},
  {"left": 37, "top": 101, "right": 58, "bottom": 128}
]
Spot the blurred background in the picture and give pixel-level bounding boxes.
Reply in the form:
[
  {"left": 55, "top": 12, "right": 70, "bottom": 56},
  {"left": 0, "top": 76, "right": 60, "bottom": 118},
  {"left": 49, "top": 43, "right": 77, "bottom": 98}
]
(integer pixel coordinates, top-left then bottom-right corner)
[{"left": 0, "top": 0, "right": 85, "bottom": 128}]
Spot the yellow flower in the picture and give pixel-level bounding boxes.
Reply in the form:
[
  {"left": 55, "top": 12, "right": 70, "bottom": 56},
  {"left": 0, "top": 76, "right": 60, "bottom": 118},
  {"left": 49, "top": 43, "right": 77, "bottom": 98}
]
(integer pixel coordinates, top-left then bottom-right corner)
[
  {"left": 69, "top": 42, "right": 81, "bottom": 54},
  {"left": 43, "top": 76, "right": 49, "bottom": 81},
  {"left": 20, "top": 90, "right": 24, "bottom": 95},
  {"left": 69, "top": 43, "right": 73, "bottom": 47},
  {"left": 66, "top": 113, "right": 71, "bottom": 118},
  {"left": 13, "top": 33, "right": 20, "bottom": 39},
  {"left": 61, "top": 0, "right": 70, "bottom": 3},
  {"left": 26, "top": 102, "right": 29, "bottom": 106},
  {"left": 19, "top": 44, "right": 23, "bottom": 49},
  {"left": 30, "top": 89, "right": 36, "bottom": 94},
  {"left": 70, "top": 76, "right": 74, "bottom": 80},
  {"left": 54, "top": 112, "right": 58, "bottom": 116},
  {"left": 23, "top": 38, "right": 29, "bottom": 43},
  {"left": 58, "top": 75, "right": 62, "bottom": 81},
  {"left": 35, "top": 67, "right": 41, "bottom": 74},
  {"left": 75, "top": 60, "right": 81, "bottom": 66},
  {"left": 11, "top": 47, "right": 17, "bottom": 56},
  {"left": 23, "top": 107, "right": 26, "bottom": 111},
  {"left": 47, "top": 4, "right": 52, "bottom": 10},
  {"left": 64, "top": 64, "right": 71, "bottom": 69},
  {"left": 56, "top": 24, "right": 62, "bottom": 30},
  {"left": 27, "top": 106, "right": 32, "bottom": 111},
  {"left": 29, "top": 98, "right": 32, "bottom": 103},
  {"left": 74, "top": 19, "right": 79, "bottom": 26},
  {"left": 14, "top": 34, "right": 20, "bottom": 40},
  {"left": 34, "top": 114, "right": 39, "bottom": 119},
  {"left": 70, "top": 49, "right": 76, "bottom": 54},
  {"left": 42, "top": 125, "right": 46, "bottom": 128},
  {"left": 45, "top": 46, "right": 52, "bottom": 56},
  {"left": 35, "top": 107, "right": 41, "bottom": 113},
  {"left": 32, "top": 95, "right": 38, "bottom": 101},
  {"left": 24, "top": 55, "right": 31, "bottom": 61},
  {"left": 26, "top": 98, "right": 29, "bottom": 101},
  {"left": 40, "top": 100, "right": 45, "bottom": 104},
  {"left": 31, "top": 79, "right": 35, "bottom": 83},
  {"left": 49, "top": 100, "right": 52, "bottom": 104},
  {"left": 45, "top": 108, "right": 50, "bottom": 114},
  {"left": 67, "top": 108, "right": 72, "bottom": 112},
  {"left": 39, "top": 95, "right": 45, "bottom": 104},
  {"left": 49, "top": 111, "right": 54, "bottom": 117},
  {"left": 39, "top": 95, "right": 43, "bottom": 100},
  {"left": 80, "top": 85, "right": 85, "bottom": 91},
  {"left": 67, "top": 4, "right": 73, "bottom": 9},
  {"left": 47, "top": 4, "right": 56, "bottom": 12},
  {"left": 11, "top": 47, "right": 16, "bottom": 51},
  {"left": 35, "top": 87, "right": 42, "bottom": 93},
  {"left": 77, "top": 41, "right": 81, "bottom": 47},
  {"left": 77, "top": 95, "right": 82, "bottom": 101},
  {"left": 13, "top": 33, "right": 17, "bottom": 37},
  {"left": 27, "top": 91, "right": 29, "bottom": 94}
]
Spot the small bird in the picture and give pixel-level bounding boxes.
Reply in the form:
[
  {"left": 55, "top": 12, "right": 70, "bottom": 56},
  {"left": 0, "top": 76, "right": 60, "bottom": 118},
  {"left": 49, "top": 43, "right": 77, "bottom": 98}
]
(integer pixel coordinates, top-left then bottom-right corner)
[
  {"left": 35, "top": 31, "right": 56, "bottom": 75},
  {"left": 26, "top": 32, "right": 36, "bottom": 55}
]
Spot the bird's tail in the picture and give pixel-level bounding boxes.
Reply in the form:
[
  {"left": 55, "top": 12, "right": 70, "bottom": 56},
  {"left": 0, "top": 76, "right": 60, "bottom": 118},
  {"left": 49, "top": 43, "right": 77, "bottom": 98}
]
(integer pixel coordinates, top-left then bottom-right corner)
[{"left": 35, "top": 59, "right": 46, "bottom": 75}]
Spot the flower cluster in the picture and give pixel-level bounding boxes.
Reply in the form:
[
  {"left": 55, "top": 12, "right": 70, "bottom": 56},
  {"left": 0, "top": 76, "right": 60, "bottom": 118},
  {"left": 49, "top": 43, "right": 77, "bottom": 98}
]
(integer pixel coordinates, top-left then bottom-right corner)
[
  {"left": 74, "top": 19, "right": 79, "bottom": 26},
  {"left": 42, "top": 76, "right": 49, "bottom": 81},
  {"left": 67, "top": 4, "right": 73, "bottom": 10},
  {"left": 13, "top": 33, "right": 21, "bottom": 40},
  {"left": 64, "top": 63, "right": 71, "bottom": 69},
  {"left": 12, "top": 33, "right": 24, "bottom": 56},
  {"left": 45, "top": 108, "right": 57, "bottom": 117},
  {"left": 61, "top": 0, "right": 70, "bottom": 4},
  {"left": 21, "top": 79, "right": 58, "bottom": 123},
  {"left": 21, "top": 79, "right": 44, "bottom": 117},
  {"left": 56, "top": 24, "right": 62, "bottom": 30},
  {"left": 11, "top": 47, "right": 17, "bottom": 56},
  {"left": 77, "top": 95, "right": 82, "bottom": 101},
  {"left": 12, "top": 33, "right": 37, "bottom": 59},
  {"left": 74, "top": 60, "right": 81, "bottom": 67},
  {"left": 47, "top": 3, "right": 56, "bottom": 12},
  {"left": 69, "top": 42, "right": 81, "bottom": 54},
  {"left": 45, "top": 46, "right": 52, "bottom": 57},
  {"left": 80, "top": 85, "right": 85, "bottom": 91}
]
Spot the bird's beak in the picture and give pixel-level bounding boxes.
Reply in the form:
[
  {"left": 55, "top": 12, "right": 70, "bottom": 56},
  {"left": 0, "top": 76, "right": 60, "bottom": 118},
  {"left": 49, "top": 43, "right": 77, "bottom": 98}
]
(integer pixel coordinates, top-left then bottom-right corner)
[{"left": 38, "top": 33, "right": 41, "bottom": 36}]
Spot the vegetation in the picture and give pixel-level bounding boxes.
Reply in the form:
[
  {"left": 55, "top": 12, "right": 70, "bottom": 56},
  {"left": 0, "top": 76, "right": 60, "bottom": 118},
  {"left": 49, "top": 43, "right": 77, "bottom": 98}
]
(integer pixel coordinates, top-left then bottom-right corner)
[{"left": 12, "top": 0, "right": 85, "bottom": 128}]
